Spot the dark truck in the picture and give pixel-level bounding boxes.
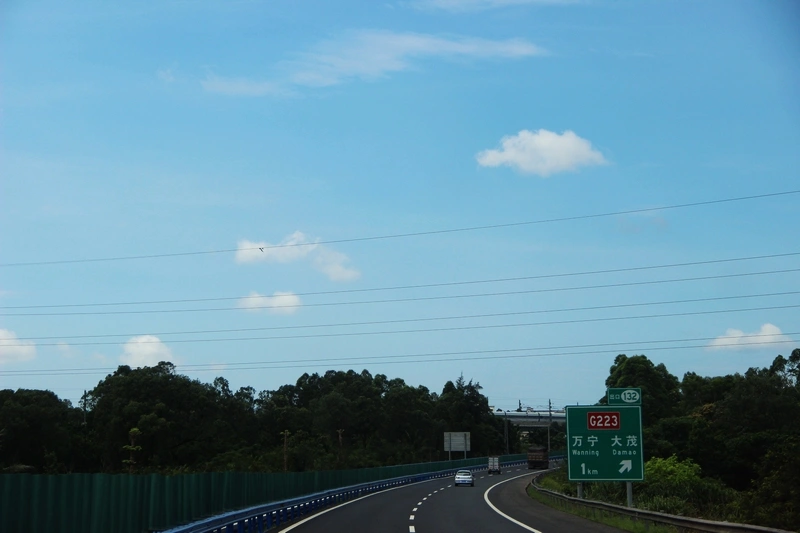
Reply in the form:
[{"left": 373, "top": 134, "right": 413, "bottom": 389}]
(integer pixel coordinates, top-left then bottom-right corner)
[{"left": 526, "top": 446, "right": 549, "bottom": 469}]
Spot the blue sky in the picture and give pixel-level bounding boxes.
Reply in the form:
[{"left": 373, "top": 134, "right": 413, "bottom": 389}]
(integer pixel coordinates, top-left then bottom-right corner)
[{"left": 2, "top": 0, "right": 799, "bottom": 410}]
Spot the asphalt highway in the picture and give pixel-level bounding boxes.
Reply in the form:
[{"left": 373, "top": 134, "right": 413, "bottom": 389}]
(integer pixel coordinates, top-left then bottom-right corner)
[{"left": 277, "top": 466, "right": 626, "bottom": 533}]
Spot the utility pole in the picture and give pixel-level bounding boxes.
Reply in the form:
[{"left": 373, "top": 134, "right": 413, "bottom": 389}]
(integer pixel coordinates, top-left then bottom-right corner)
[
  {"left": 547, "top": 399, "right": 552, "bottom": 454},
  {"left": 80, "top": 390, "right": 88, "bottom": 426},
  {"left": 336, "top": 429, "right": 344, "bottom": 467},
  {"left": 281, "top": 430, "right": 290, "bottom": 472},
  {"left": 504, "top": 411, "right": 509, "bottom": 455}
]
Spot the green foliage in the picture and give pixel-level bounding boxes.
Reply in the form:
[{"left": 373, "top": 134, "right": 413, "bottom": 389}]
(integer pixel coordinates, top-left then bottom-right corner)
[
  {"left": 604, "top": 354, "right": 680, "bottom": 426},
  {"left": 742, "top": 435, "right": 800, "bottom": 530},
  {"left": 635, "top": 455, "right": 739, "bottom": 520},
  {"left": 598, "top": 350, "right": 800, "bottom": 530},
  {"left": 644, "top": 454, "right": 701, "bottom": 484},
  {"left": 4, "top": 348, "right": 798, "bottom": 530},
  {"left": 535, "top": 464, "right": 575, "bottom": 496},
  {"left": 0, "top": 365, "right": 505, "bottom": 475},
  {"left": 121, "top": 427, "right": 143, "bottom": 473},
  {"left": 0, "top": 389, "right": 91, "bottom": 473},
  {"left": 529, "top": 350, "right": 799, "bottom": 530},
  {"left": 529, "top": 478, "right": 679, "bottom": 533}
]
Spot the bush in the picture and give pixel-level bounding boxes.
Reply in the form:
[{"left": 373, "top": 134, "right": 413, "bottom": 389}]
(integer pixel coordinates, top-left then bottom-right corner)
[
  {"left": 637, "top": 455, "right": 739, "bottom": 520},
  {"left": 640, "top": 495, "right": 690, "bottom": 516}
]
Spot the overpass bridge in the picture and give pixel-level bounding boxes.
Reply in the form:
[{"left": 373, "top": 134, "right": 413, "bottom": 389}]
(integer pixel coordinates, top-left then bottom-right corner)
[{"left": 491, "top": 409, "right": 566, "bottom": 428}]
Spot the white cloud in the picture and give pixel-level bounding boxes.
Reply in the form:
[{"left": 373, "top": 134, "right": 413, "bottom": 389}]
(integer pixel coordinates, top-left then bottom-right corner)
[
  {"left": 236, "top": 231, "right": 360, "bottom": 282},
  {"left": 708, "top": 323, "right": 793, "bottom": 351},
  {"left": 476, "top": 129, "right": 608, "bottom": 176},
  {"left": 120, "top": 335, "right": 175, "bottom": 367},
  {"left": 289, "top": 30, "right": 545, "bottom": 87},
  {"left": 235, "top": 231, "right": 318, "bottom": 264},
  {"left": 157, "top": 68, "right": 175, "bottom": 83},
  {"left": 314, "top": 248, "right": 361, "bottom": 282},
  {"left": 616, "top": 212, "right": 668, "bottom": 234},
  {"left": 204, "top": 30, "right": 544, "bottom": 95},
  {"left": 57, "top": 342, "right": 74, "bottom": 358},
  {"left": 237, "top": 291, "right": 303, "bottom": 315},
  {"left": 201, "top": 75, "right": 286, "bottom": 97},
  {"left": 414, "top": 0, "right": 579, "bottom": 11},
  {"left": 0, "top": 329, "right": 36, "bottom": 364}
]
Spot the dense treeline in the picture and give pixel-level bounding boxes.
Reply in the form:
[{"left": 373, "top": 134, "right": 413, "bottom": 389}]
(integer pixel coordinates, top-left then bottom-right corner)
[
  {"left": 2, "top": 349, "right": 798, "bottom": 529},
  {"left": 588, "top": 348, "right": 800, "bottom": 530},
  {"left": 0, "top": 366, "right": 516, "bottom": 474}
]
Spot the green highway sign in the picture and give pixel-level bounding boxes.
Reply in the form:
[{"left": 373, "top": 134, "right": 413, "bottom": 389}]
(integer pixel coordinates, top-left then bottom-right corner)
[
  {"left": 566, "top": 405, "right": 644, "bottom": 481},
  {"left": 607, "top": 388, "right": 642, "bottom": 406}
]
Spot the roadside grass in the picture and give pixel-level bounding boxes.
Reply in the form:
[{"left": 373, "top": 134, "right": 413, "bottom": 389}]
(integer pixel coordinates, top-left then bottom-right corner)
[{"left": 526, "top": 480, "right": 678, "bottom": 533}]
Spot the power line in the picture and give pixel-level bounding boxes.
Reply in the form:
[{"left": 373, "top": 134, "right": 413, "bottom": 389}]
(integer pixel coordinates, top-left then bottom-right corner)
[
  {"left": 180, "top": 338, "right": 797, "bottom": 372},
  {"left": 6, "top": 302, "right": 799, "bottom": 347},
  {"left": 10, "top": 289, "right": 800, "bottom": 341},
  {"left": 2, "top": 253, "right": 798, "bottom": 310},
  {"left": 4, "top": 270, "right": 799, "bottom": 317},
  {"left": 3, "top": 189, "right": 798, "bottom": 268},
  {"left": 2, "top": 332, "right": 795, "bottom": 377}
]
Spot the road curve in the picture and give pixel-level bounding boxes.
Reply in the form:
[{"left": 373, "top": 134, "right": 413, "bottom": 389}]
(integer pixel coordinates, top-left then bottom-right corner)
[
  {"left": 276, "top": 466, "right": 624, "bottom": 533},
  {"left": 486, "top": 469, "right": 626, "bottom": 533}
]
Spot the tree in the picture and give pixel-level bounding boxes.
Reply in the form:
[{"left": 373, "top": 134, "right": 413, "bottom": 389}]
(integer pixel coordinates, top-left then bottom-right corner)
[
  {"left": 604, "top": 354, "right": 680, "bottom": 425},
  {"left": 0, "top": 389, "right": 87, "bottom": 472},
  {"left": 434, "top": 374, "right": 504, "bottom": 456},
  {"left": 85, "top": 362, "right": 235, "bottom": 471},
  {"left": 744, "top": 436, "right": 800, "bottom": 530},
  {"left": 122, "top": 427, "right": 142, "bottom": 473},
  {"left": 708, "top": 356, "right": 800, "bottom": 490}
]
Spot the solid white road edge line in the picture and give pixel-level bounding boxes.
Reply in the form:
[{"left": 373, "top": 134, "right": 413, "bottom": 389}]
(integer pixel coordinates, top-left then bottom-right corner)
[
  {"left": 278, "top": 476, "right": 442, "bottom": 532},
  {"left": 483, "top": 473, "right": 544, "bottom": 533}
]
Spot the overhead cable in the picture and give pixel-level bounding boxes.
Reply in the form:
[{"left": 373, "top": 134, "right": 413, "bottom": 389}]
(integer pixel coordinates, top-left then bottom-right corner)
[
  {"left": 2, "top": 189, "right": 798, "bottom": 267},
  {"left": 5, "top": 303, "right": 798, "bottom": 347}
]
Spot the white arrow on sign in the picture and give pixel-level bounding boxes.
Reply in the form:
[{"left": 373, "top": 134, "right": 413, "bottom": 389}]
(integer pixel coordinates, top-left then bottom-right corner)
[{"left": 619, "top": 460, "right": 632, "bottom": 473}]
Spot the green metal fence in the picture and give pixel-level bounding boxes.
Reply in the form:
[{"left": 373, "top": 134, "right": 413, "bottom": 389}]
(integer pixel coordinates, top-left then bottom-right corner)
[{"left": 0, "top": 454, "right": 526, "bottom": 533}]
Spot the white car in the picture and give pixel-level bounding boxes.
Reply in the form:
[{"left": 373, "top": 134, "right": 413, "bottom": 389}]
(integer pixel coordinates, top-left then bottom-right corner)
[{"left": 454, "top": 469, "right": 474, "bottom": 487}]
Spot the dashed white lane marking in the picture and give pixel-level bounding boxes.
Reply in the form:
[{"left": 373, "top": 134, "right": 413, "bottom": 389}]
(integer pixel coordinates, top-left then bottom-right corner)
[
  {"left": 409, "top": 527, "right": 416, "bottom": 532},
  {"left": 409, "top": 515, "right": 415, "bottom": 520},
  {"left": 417, "top": 501, "right": 423, "bottom": 505},
  {"left": 413, "top": 507, "right": 418, "bottom": 512},
  {"left": 483, "top": 473, "right": 544, "bottom": 533},
  {"left": 422, "top": 497, "right": 428, "bottom": 501},
  {"left": 279, "top": 481, "right": 423, "bottom": 531}
]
